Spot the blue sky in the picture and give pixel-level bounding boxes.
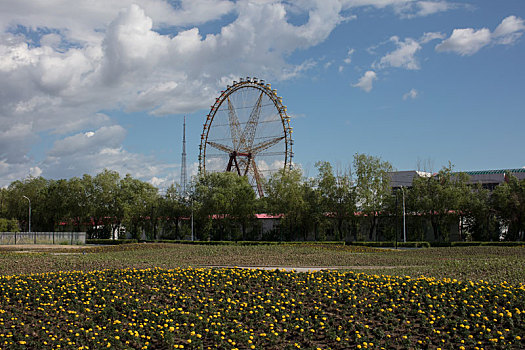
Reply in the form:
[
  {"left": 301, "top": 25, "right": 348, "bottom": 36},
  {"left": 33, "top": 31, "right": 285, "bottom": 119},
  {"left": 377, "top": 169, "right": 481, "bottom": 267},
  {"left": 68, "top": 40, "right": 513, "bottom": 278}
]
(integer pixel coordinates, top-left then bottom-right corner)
[{"left": 1, "top": 0, "right": 524, "bottom": 189}]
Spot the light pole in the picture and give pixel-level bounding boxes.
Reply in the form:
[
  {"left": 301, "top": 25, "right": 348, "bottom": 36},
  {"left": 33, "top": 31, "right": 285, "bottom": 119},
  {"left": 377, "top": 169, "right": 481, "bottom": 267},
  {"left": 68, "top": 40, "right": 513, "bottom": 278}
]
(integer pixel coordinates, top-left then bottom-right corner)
[
  {"left": 191, "top": 200, "right": 194, "bottom": 242},
  {"left": 401, "top": 186, "right": 406, "bottom": 243},
  {"left": 189, "top": 186, "right": 194, "bottom": 242},
  {"left": 184, "top": 183, "right": 194, "bottom": 242},
  {"left": 22, "top": 195, "right": 33, "bottom": 243}
]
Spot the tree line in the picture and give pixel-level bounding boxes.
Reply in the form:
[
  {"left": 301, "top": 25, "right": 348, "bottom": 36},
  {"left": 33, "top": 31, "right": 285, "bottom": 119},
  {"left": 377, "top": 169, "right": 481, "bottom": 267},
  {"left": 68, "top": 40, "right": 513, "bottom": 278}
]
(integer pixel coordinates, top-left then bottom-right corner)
[{"left": 1, "top": 153, "right": 524, "bottom": 241}]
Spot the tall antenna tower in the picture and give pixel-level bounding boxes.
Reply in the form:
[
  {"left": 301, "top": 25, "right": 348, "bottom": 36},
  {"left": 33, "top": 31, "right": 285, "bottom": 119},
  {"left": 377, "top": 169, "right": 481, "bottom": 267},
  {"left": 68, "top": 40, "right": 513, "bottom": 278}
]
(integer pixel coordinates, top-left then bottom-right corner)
[{"left": 181, "top": 116, "right": 187, "bottom": 194}]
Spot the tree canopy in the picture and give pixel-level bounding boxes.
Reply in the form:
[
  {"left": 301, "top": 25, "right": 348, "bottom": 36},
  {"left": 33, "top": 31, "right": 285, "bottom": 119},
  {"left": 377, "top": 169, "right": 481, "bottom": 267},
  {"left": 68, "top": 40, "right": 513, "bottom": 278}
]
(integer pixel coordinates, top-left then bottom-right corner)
[{"left": 1, "top": 162, "right": 524, "bottom": 242}]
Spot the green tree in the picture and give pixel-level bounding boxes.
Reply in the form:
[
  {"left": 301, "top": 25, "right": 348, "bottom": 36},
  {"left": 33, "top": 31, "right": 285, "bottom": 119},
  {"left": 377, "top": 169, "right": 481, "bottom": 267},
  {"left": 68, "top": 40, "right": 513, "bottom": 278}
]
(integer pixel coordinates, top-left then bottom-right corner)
[
  {"left": 301, "top": 177, "right": 323, "bottom": 241},
  {"left": 193, "top": 172, "right": 257, "bottom": 241},
  {"left": 119, "top": 174, "right": 158, "bottom": 240},
  {"left": 5, "top": 176, "right": 49, "bottom": 232},
  {"left": 315, "top": 161, "right": 356, "bottom": 241},
  {"left": 0, "top": 188, "right": 7, "bottom": 218},
  {"left": 87, "top": 170, "right": 121, "bottom": 238},
  {"left": 353, "top": 153, "right": 393, "bottom": 241},
  {"left": 43, "top": 179, "right": 70, "bottom": 231},
  {"left": 491, "top": 174, "right": 525, "bottom": 241},
  {"left": 158, "top": 184, "right": 190, "bottom": 240},
  {"left": 66, "top": 176, "right": 92, "bottom": 232},
  {"left": 463, "top": 183, "right": 499, "bottom": 241},
  {"left": 410, "top": 164, "right": 470, "bottom": 241},
  {"left": 265, "top": 168, "right": 306, "bottom": 241},
  {"left": 0, "top": 218, "right": 20, "bottom": 232}
]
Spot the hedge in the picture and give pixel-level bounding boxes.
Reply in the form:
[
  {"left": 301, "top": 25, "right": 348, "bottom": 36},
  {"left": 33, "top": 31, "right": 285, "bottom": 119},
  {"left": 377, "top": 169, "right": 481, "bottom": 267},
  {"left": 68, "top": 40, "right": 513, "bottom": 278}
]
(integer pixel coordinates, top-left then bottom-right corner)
[
  {"left": 479, "top": 241, "right": 525, "bottom": 247},
  {"left": 149, "top": 240, "right": 346, "bottom": 246},
  {"left": 85, "top": 239, "right": 523, "bottom": 247},
  {"left": 347, "top": 241, "right": 430, "bottom": 248},
  {"left": 428, "top": 241, "right": 525, "bottom": 247},
  {"left": 86, "top": 239, "right": 138, "bottom": 245}
]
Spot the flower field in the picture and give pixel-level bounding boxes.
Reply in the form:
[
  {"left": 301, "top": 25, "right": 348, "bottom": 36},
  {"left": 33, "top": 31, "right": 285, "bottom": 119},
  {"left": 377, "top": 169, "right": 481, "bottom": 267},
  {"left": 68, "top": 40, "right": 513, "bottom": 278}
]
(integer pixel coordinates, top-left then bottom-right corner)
[
  {"left": 2, "top": 244, "right": 525, "bottom": 284},
  {"left": 1, "top": 266, "right": 524, "bottom": 349}
]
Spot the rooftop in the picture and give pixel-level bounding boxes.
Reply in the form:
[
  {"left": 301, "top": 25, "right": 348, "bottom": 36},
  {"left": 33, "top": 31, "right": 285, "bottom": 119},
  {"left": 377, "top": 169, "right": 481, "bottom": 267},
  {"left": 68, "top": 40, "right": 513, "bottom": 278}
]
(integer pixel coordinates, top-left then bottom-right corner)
[{"left": 464, "top": 169, "right": 525, "bottom": 175}]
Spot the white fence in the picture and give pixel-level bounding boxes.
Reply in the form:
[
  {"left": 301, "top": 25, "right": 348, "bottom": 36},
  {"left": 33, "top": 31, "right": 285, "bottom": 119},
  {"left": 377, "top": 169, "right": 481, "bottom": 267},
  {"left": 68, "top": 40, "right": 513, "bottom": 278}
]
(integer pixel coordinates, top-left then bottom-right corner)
[{"left": 0, "top": 232, "right": 86, "bottom": 245}]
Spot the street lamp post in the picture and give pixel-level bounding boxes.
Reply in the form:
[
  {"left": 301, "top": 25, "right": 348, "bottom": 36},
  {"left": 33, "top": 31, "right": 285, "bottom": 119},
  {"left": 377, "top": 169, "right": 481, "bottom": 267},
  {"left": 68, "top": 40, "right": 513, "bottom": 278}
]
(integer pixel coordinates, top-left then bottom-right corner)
[
  {"left": 185, "top": 184, "right": 194, "bottom": 242},
  {"left": 22, "top": 195, "right": 33, "bottom": 244},
  {"left": 191, "top": 200, "right": 194, "bottom": 242},
  {"left": 395, "top": 192, "right": 398, "bottom": 250},
  {"left": 401, "top": 186, "right": 406, "bottom": 243}
]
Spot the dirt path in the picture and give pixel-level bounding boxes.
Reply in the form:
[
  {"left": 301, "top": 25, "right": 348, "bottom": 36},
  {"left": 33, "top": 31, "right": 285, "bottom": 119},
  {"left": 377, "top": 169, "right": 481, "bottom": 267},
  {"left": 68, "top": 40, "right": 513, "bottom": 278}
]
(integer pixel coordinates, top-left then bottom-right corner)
[{"left": 206, "top": 265, "right": 413, "bottom": 272}]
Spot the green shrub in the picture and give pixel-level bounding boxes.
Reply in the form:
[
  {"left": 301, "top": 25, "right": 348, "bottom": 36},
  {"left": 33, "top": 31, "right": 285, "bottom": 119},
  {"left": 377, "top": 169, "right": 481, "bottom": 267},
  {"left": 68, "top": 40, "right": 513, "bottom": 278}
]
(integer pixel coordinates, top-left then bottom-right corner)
[
  {"left": 429, "top": 241, "right": 524, "bottom": 247},
  {"left": 348, "top": 241, "right": 430, "bottom": 248},
  {"left": 285, "top": 241, "right": 345, "bottom": 245},
  {"left": 86, "top": 239, "right": 138, "bottom": 245},
  {"left": 150, "top": 240, "right": 346, "bottom": 246},
  {"left": 479, "top": 241, "right": 525, "bottom": 247},
  {"left": 450, "top": 241, "right": 483, "bottom": 247},
  {"left": 428, "top": 241, "right": 452, "bottom": 247},
  {"left": 0, "top": 218, "right": 20, "bottom": 232}
]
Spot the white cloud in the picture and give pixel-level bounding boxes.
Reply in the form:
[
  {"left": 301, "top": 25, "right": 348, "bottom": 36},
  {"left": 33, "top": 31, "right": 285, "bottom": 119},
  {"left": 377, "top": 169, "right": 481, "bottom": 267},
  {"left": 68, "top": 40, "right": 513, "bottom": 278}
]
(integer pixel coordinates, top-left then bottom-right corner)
[
  {"left": 375, "top": 36, "right": 421, "bottom": 70},
  {"left": 0, "top": 1, "right": 355, "bottom": 184},
  {"left": 435, "top": 28, "right": 491, "bottom": 56},
  {"left": 39, "top": 33, "right": 62, "bottom": 49},
  {"left": 344, "top": 0, "right": 457, "bottom": 18},
  {"left": 48, "top": 125, "right": 126, "bottom": 158},
  {"left": 44, "top": 125, "right": 177, "bottom": 181},
  {"left": 29, "top": 166, "right": 42, "bottom": 177},
  {"left": 0, "top": 122, "right": 33, "bottom": 163},
  {"left": 420, "top": 31, "right": 446, "bottom": 44},
  {"left": 343, "top": 48, "right": 355, "bottom": 64},
  {"left": 0, "top": 1, "right": 464, "bottom": 185},
  {"left": 0, "top": 0, "right": 235, "bottom": 43},
  {"left": 403, "top": 88, "right": 418, "bottom": 100},
  {"left": 493, "top": 15, "right": 525, "bottom": 45},
  {"left": 436, "top": 15, "right": 525, "bottom": 55},
  {"left": 413, "top": 1, "right": 454, "bottom": 17},
  {"left": 353, "top": 70, "right": 377, "bottom": 92}
]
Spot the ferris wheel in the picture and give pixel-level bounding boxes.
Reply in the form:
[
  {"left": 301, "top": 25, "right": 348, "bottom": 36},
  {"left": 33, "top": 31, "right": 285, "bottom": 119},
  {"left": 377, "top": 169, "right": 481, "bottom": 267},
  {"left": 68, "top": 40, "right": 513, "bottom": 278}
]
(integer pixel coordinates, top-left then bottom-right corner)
[{"left": 199, "top": 77, "right": 293, "bottom": 197}]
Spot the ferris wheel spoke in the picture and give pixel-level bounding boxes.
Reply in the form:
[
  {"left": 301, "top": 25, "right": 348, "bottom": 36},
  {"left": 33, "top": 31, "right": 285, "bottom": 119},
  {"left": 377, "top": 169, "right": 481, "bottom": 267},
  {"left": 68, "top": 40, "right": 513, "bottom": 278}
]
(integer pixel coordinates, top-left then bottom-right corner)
[
  {"left": 239, "top": 91, "right": 263, "bottom": 150},
  {"left": 207, "top": 141, "right": 233, "bottom": 154},
  {"left": 236, "top": 158, "right": 251, "bottom": 176},
  {"left": 227, "top": 96, "right": 242, "bottom": 150},
  {"left": 250, "top": 158, "right": 264, "bottom": 198},
  {"left": 250, "top": 136, "right": 285, "bottom": 155}
]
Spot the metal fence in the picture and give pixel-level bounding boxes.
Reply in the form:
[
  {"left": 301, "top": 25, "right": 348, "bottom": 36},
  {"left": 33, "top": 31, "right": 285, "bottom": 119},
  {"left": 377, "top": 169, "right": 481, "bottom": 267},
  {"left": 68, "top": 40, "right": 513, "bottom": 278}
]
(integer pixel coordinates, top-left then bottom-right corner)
[{"left": 0, "top": 232, "right": 86, "bottom": 245}]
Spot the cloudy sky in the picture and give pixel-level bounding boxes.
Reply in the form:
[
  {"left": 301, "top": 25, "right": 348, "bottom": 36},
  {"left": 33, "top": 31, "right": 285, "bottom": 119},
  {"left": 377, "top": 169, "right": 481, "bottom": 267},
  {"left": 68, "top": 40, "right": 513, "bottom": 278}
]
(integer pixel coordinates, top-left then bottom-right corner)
[{"left": 1, "top": 0, "right": 524, "bottom": 188}]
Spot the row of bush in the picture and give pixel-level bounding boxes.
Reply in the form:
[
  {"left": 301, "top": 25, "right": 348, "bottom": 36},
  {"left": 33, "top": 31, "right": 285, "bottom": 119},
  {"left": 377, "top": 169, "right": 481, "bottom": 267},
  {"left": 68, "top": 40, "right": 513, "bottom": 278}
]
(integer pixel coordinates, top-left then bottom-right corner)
[
  {"left": 349, "top": 241, "right": 524, "bottom": 248},
  {"left": 86, "top": 239, "right": 346, "bottom": 246},
  {"left": 427, "top": 241, "right": 525, "bottom": 247},
  {"left": 85, "top": 239, "right": 524, "bottom": 247},
  {"left": 348, "top": 241, "right": 431, "bottom": 248},
  {"left": 86, "top": 239, "right": 139, "bottom": 245}
]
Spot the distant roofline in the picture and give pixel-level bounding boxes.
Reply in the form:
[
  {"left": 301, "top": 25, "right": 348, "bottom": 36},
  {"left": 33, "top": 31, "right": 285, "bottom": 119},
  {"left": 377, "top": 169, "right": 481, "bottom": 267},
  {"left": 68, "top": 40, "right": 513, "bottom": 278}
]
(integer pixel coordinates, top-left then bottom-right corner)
[
  {"left": 462, "top": 169, "right": 525, "bottom": 175},
  {"left": 392, "top": 168, "right": 525, "bottom": 176}
]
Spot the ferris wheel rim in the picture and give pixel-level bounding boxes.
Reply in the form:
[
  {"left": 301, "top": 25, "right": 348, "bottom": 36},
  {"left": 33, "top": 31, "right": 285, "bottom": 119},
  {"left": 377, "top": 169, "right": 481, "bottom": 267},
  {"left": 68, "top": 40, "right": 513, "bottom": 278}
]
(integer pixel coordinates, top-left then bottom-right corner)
[{"left": 199, "top": 78, "right": 293, "bottom": 180}]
